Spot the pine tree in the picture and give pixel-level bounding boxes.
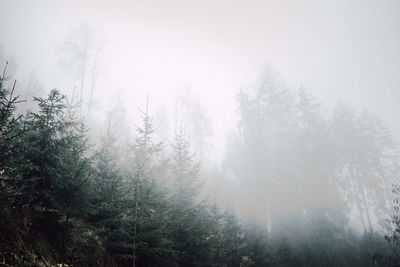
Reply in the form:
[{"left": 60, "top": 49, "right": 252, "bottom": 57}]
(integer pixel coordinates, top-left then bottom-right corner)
[
  {"left": 227, "top": 73, "right": 299, "bottom": 232},
  {"left": 0, "top": 62, "right": 26, "bottom": 263},
  {"left": 329, "top": 103, "right": 400, "bottom": 232},
  {"left": 127, "top": 100, "right": 174, "bottom": 267},
  {"left": 167, "top": 130, "right": 221, "bottom": 266},
  {"left": 295, "top": 89, "right": 345, "bottom": 225},
  {"left": 86, "top": 118, "right": 130, "bottom": 266},
  {"left": 171, "top": 129, "right": 200, "bottom": 206},
  {"left": 8, "top": 89, "right": 92, "bottom": 265},
  {"left": 219, "top": 210, "right": 245, "bottom": 267}
]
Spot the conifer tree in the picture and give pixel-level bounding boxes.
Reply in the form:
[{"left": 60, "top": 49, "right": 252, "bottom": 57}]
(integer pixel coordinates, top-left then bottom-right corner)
[
  {"left": 86, "top": 118, "right": 130, "bottom": 266},
  {"left": 127, "top": 100, "right": 173, "bottom": 267},
  {"left": 168, "top": 130, "right": 206, "bottom": 265},
  {"left": 11, "top": 90, "right": 91, "bottom": 265},
  {"left": 0, "top": 62, "right": 26, "bottom": 263}
]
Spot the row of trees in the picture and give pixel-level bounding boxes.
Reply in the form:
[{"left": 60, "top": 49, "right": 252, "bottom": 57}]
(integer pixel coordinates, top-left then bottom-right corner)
[
  {"left": 1, "top": 63, "right": 400, "bottom": 266},
  {"left": 223, "top": 74, "right": 400, "bottom": 235},
  {"left": 0, "top": 65, "right": 246, "bottom": 266}
]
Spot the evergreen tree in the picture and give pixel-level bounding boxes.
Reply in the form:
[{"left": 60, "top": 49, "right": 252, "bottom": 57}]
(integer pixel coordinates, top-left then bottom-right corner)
[
  {"left": 218, "top": 210, "right": 245, "bottom": 267},
  {"left": 12, "top": 90, "right": 91, "bottom": 265},
  {"left": 127, "top": 102, "right": 174, "bottom": 267},
  {"left": 86, "top": 119, "right": 130, "bottom": 266},
  {"left": 0, "top": 62, "right": 26, "bottom": 264}
]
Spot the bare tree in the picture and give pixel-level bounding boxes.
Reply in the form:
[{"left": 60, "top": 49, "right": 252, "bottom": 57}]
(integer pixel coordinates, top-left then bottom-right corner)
[{"left": 59, "top": 24, "right": 102, "bottom": 116}]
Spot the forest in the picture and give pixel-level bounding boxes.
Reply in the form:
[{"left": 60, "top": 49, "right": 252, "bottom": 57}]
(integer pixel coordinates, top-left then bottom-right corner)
[
  {"left": 0, "top": 60, "right": 400, "bottom": 266},
  {"left": 1, "top": 1, "right": 400, "bottom": 266}
]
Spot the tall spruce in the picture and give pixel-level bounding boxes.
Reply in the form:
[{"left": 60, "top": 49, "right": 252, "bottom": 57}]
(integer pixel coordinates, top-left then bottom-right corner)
[
  {"left": 87, "top": 118, "right": 130, "bottom": 266},
  {"left": 127, "top": 100, "right": 174, "bottom": 266}
]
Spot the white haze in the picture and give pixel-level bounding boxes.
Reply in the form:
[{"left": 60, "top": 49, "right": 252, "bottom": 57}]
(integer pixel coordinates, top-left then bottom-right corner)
[{"left": 1, "top": 0, "right": 400, "bottom": 156}]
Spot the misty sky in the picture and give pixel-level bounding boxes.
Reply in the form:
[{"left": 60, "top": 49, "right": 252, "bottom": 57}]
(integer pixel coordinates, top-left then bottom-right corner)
[{"left": 1, "top": 0, "right": 399, "bottom": 150}]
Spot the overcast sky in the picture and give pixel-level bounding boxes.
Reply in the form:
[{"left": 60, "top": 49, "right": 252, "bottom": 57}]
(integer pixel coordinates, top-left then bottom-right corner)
[{"left": 1, "top": 0, "right": 399, "bottom": 150}]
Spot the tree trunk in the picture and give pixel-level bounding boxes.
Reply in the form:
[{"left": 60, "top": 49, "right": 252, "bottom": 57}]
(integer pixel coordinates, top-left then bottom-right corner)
[
  {"left": 361, "top": 184, "right": 373, "bottom": 231},
  {"left": 133, "top": 180, "right": 140, "bottom": 267}
]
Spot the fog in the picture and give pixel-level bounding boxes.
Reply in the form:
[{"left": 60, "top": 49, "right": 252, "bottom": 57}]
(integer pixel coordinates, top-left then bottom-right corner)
[
  {"left": 2, "top": 0, "right": 400, "bottom": 148},
  {"left": 1, "top": 1, "right": 400, "bottom": 266}
]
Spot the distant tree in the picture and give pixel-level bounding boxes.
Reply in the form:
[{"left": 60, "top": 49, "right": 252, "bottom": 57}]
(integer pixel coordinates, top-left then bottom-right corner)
[
  {"left": 226, "top": 70, "right": 400, "bottom": 235},
  {"left": 329, "top": 103, "right": 400, "bottom": 232},
  {"left": 219, "top": 210, "right": 245, "bottom": 267},
  {"left": 225, "top": 73, "right": 299, "bottom": 232},
  {"left": 170, "top": 129, "right": 201, "bottom": 205},
  {"left": 59, "top": 24, "right": 102, "bottom": 115},
  {"left": 295, "top": 89, "right": 345, "bottom": 224},
  {"left": 16, "top": 72, "right": 45, "bottom": 113},
  {"left": 167, "top": 130, "right": 207, "bottom": 265},
  {"left": 175, "top": 92, "right": 213, "bottom": 160},
  {"left": 105, "top": 91, "right": 131, "bottom": 143}
]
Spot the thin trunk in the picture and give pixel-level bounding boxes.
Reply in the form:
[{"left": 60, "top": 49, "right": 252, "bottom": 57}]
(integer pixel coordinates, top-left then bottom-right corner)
[
  {"left": 350, "top": 169, "right": 367, "bottom": 232},
  {"left": 102, "top": 245, "right": 107, "bottom": 267},
  {"left": 382, "top": 175, "right": 393, "bottom": 211},
  {"left": 266, "top": 202, "right": 272, "bottom": 234},
  {"left": 133, "top": 96, "right": 149, "bottom": 267},
  {"left": 357, "top": 203, "right": 367, "bottom": 231},
  {"left": 79, "top": 45, "right": 88, "bottom": 103},
  {"left": 61, "top": 214, "right": 69, "bottom": 267},
  {"left": 361, "top": 184, "right": 373, "bottom": 231},
  {"left": 174, "top": 99, "right": 178, "bottom": 136},
  {"left": 133, "top": 180, "right": 140, "bottom": 267},
  {"left": 87, "top": 46, "right": 100, "bottom": 117}
]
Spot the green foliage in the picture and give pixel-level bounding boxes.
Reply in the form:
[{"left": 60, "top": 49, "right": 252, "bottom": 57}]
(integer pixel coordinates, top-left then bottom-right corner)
[
  {"left": 85, "top": 121, "right": 130, "bottom": 266},
  {"left": 384, "top": 182, "right": 400, "bottom": 266},
  {"left": 1, "top": 68, "right": 398, "bottom": 267},
  {"left": 0, "top": 85, "right": 93, "bottom": 265}
]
